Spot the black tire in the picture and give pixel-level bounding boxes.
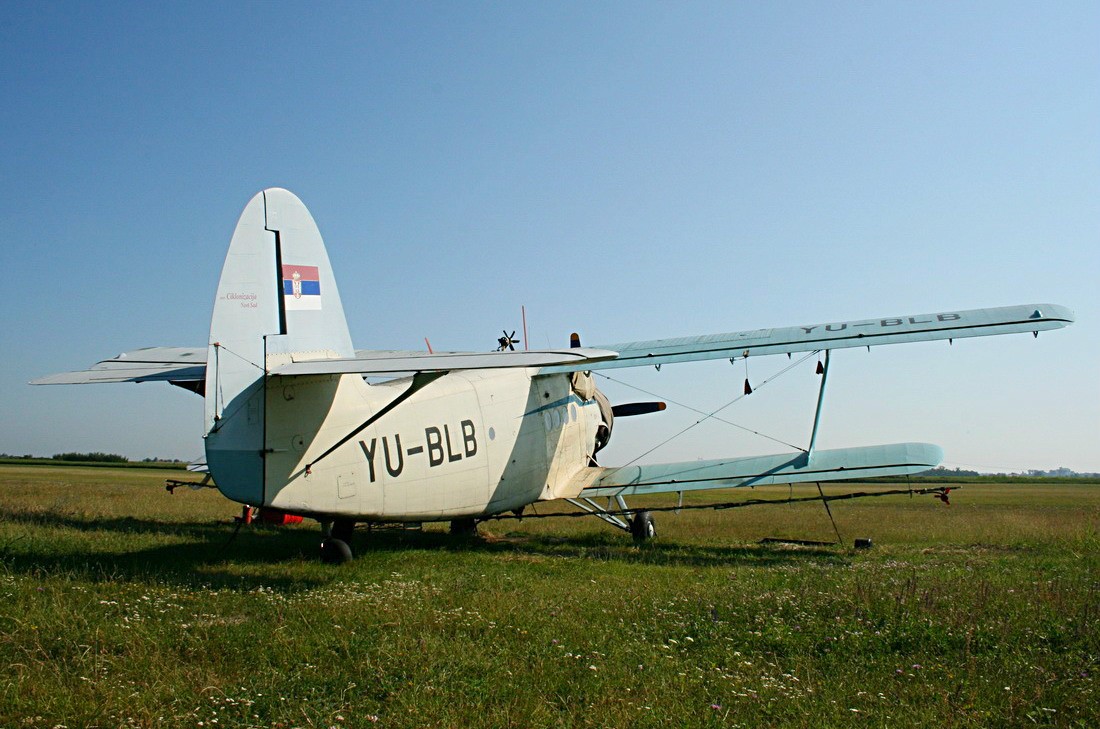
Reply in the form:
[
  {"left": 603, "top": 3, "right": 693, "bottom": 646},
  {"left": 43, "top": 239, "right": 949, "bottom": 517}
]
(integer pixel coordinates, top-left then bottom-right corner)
[
  {"left": 631, "top": 511, "right": 656, "bottom": 543},
  {"left": 320, "top": 538, "right": 353, "bottom": 564}
]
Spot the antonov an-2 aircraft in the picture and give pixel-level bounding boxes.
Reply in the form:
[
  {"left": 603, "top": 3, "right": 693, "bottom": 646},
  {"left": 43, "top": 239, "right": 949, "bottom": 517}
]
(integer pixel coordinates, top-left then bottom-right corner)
[{"left": 33, "top": 189, "right": 1074, "bottom": 562}]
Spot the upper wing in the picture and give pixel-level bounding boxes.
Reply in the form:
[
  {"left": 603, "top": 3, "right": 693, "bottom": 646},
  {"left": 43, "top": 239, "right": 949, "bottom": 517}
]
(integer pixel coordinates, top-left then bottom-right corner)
[
  {"left": 540, "top": 303, "right": 1073, "bottom": 374},
  {"left": 30, "top": 303, "right": 1073, "bottom": 384}
]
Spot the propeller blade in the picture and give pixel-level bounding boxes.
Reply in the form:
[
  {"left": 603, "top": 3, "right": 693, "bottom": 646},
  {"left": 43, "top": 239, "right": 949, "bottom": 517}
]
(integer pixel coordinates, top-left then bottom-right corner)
[
  {"left": 611, "top": 401, "right": 667, "bottom": 417},
  {"left": 496, "top": 329, "right": 520, "bottom": 351}
]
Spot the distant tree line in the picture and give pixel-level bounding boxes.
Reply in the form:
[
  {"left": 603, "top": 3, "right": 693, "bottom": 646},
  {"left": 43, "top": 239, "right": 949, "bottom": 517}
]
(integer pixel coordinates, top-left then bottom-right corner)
[
  {"left": 923, "top": 466, "right": 981, "bottom": 477},
  {"left": 51, "top": 452, "right": 129, "bottom": 463},
  {"left": 920, "top": 465, "right": 1099, "bottom": 479},
  {"left": 1, "top": 452, "right": 187, "bottom": 466}
]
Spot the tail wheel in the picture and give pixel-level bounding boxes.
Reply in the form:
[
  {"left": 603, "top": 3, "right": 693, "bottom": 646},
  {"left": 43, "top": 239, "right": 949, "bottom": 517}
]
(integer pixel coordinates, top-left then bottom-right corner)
[{"left": 631, "top": 511, "right": 656, "bottom": 543}]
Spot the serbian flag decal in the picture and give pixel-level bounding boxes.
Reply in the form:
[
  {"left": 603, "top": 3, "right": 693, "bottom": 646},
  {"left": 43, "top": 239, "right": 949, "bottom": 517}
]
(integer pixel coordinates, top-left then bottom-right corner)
[{"left": 282, "top": 264, "right": 322, "bottom": 310}]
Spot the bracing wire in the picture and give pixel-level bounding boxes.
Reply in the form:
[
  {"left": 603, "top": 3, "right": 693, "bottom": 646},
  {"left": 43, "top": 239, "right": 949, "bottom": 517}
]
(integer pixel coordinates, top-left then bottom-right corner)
[
  {"left": 605, "top": 350, "right": 820, "bottom": 467},
  {"left": 209, "top": 342, "right": 266, "bottom": 431},
  {"left": 213, "top": 343, "right": 265, "bottom": 373}
]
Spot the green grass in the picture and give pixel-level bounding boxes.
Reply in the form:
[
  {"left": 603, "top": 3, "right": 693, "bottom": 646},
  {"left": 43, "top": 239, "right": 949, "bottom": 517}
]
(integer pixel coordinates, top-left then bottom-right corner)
[{"left": 1, "top": 464, "right": 1097, "bottom": 728}]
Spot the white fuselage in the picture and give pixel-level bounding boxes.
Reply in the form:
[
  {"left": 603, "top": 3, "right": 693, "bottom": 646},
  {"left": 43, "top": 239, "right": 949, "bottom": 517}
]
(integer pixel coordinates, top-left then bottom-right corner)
[{"left": 250, "top": 367, "right": 602, "bottom": 521}]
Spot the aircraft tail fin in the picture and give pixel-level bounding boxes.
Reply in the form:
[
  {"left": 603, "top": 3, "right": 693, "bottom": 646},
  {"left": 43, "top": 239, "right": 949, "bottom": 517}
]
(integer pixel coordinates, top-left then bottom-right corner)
[{"left": 203, "top": 188, "right": 354, "bottom": 503}]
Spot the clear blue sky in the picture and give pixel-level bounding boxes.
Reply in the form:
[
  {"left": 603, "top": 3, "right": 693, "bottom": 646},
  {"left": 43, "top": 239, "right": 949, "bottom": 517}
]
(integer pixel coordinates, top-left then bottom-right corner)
[{"left": 3, "top": 1, "right": 1096, "bottom": 472}]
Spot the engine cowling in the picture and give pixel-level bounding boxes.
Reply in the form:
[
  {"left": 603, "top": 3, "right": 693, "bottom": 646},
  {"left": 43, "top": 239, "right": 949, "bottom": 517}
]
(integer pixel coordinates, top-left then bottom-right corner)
[
  {"left": 593, "top": 388, "right": 614, "bottom": 454},
  {"left": 568, "top": 368, "right": 663, "bottom": 457}
]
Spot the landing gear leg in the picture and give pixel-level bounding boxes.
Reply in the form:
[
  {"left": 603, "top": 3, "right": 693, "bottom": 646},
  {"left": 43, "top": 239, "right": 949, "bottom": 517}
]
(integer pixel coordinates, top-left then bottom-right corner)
[
  {"left": 564, "top": 496, "right": 656, "bottom": 543},
  {"left": 631, "top": 510, "right": 656, "bottom": 544},
  {"left": 321, "top": 519, "right": 356, "bottom": 564},
  {"left": 450, "top": 517, "right": 478, "bottom": 537}
]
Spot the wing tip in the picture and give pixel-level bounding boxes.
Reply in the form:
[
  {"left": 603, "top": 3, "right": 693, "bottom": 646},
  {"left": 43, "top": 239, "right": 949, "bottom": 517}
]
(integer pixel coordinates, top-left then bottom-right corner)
[{"left": 1039, "top": 303, "right": 1075, "bottom": 325}]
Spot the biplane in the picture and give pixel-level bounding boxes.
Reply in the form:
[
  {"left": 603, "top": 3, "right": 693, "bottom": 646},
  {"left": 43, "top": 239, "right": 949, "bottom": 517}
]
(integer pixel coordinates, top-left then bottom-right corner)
[{"left": 33, "top": 189, "right": 1074, "bottom": 562}]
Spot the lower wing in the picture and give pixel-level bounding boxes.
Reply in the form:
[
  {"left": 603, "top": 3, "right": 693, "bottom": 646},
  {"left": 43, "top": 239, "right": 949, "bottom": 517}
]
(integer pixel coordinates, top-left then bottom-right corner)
[{"left": 566, "top": 443, "right": 942, "bottom": 498}]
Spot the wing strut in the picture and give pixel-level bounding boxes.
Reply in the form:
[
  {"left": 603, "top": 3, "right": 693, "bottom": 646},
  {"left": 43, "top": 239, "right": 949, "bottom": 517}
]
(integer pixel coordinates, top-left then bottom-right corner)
[
  {"left": 564, "top": 496, "right": 633, "bottom": 532},
  {"left": 302, "top": 370, "right": 447, "bottom": 475},
  {"left": 806, "top": 350, "right": 831, "bottom": 463},
  {"left": 816, "top": 481, "right": 843, "bottom": 543}
]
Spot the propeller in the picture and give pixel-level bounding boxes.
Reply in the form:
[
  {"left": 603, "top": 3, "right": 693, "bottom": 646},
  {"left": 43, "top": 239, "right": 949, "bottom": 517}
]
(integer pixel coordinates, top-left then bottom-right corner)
[
  {"left": 611, "top": 401, "right": 667, "bottom": 417},
  {"left": 497, "top": 330, "right": 520, "bottom": 351}
]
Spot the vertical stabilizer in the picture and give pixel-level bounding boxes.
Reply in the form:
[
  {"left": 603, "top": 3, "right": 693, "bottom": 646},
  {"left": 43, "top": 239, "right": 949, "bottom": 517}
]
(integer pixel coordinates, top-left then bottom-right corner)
[{"left": 204, "top": 188, "right": 353, "bottom": 504}]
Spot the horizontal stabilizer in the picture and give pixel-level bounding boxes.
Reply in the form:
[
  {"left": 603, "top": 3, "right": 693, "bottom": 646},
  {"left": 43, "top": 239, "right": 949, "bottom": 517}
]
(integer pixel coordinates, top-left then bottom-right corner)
[
  {"left": 574, "top": 442, "right": 943, "bottom": 498},
  {"left": 29, "top": 347, "right": 207, "bottom": 385},
  {"left": 30, "top": 347, "right": 449, "bottom": 385},
  {"left": 540, "top": 303, "right": 1074, "bottom": 374}
]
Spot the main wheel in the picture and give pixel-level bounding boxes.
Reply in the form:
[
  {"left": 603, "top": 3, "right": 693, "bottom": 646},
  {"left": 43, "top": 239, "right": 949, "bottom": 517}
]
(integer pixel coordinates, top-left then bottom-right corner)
[
  {"left": 631, "top": 510, "right": 656, "bottom": 544},
  {"left": 332, "top": 519, "right": 355, "bottom": 544},
  {"left": 320, "top": 538, "right": 353, "bottom": 564},
  {"left": 449, "top": 517, "right": 478, "bottom": 537}
]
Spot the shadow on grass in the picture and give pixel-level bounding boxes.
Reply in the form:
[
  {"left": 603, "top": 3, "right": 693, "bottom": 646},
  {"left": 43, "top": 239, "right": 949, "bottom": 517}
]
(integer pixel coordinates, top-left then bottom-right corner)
[
  {"left": 352, "top": 526, "right": 849, "bottom": 569},
  {"left": 0, "top": 506, "right": 848, "bottom": 589},
  {"left": 0, "top": 506, "right": 328, "bottom": 590}
]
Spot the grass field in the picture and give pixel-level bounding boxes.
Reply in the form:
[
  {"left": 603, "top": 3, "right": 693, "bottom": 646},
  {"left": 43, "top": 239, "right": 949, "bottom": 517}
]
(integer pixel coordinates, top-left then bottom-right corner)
[{"left": 1, "top": 464, "right": 1097, "bottom": 728}]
